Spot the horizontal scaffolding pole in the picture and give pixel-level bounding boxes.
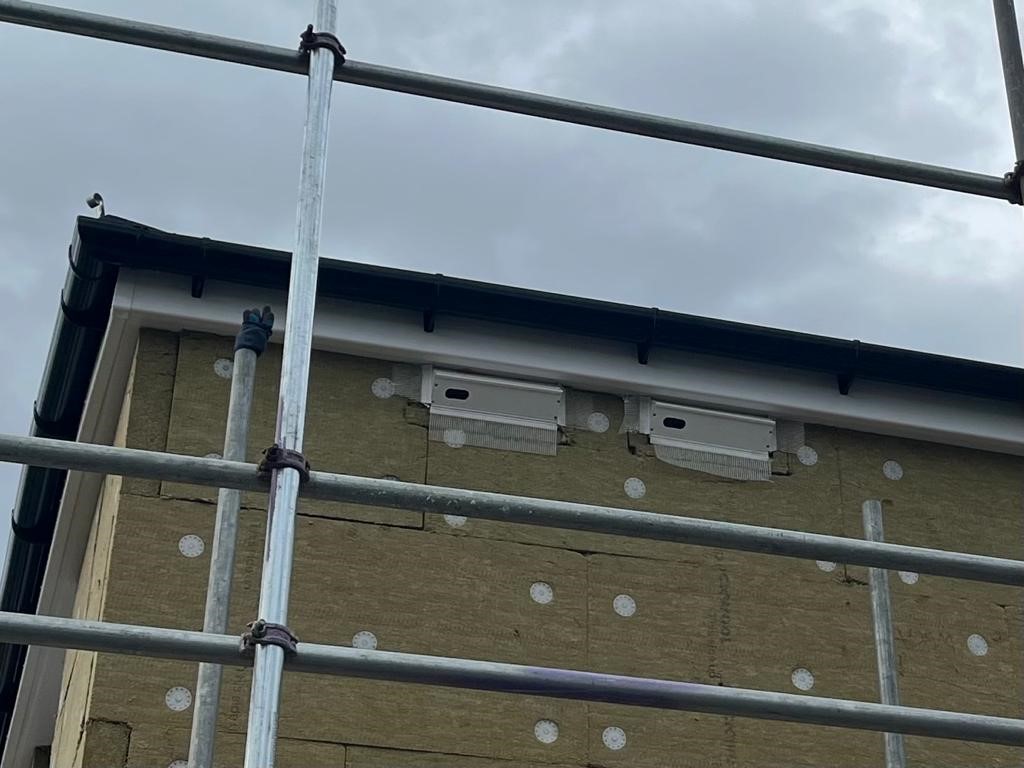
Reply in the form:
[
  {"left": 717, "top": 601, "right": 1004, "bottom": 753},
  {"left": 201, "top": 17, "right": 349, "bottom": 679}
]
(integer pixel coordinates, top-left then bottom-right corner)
[
  {"left": 0, "top": 611, "right": 1021, "bottom": 745},
  {"left": 1, "top": 432, "right": 1022, "bottom": 586},
  {"left": 0, "top": 0, "right": 1013, "bottom": 201}
]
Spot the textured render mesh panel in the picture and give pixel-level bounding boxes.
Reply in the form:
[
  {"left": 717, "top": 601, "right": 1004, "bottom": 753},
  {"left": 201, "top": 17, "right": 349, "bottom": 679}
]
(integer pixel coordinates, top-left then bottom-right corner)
[
  {"left": 428, "top": 412, "right": 558, "bottom": 456},
  {"left": 564, "top": 390, "right": 595, "bottom": 429},
  {"left": 564, "top": 389, "right": 617, "bottom": 432},
  {"left": 619, "top": 395, "right": 644, "bottom": 433},
  {"left": 653, "top": 445, "right": 772, "bottom": 482},
  {"left": 775, "top": 420, "right": 806, "bottom": 453},
  {"left": 391, "top": 364, "right": 423, "bottom": 399}
]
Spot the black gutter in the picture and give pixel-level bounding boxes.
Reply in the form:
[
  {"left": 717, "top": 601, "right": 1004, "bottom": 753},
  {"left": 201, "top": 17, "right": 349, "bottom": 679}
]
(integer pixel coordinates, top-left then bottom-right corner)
[
  {"left": 77, "top": 214, "right": 1024, "bottom": 401},
  {"left": 0, "top": 224, "right": 117, "bottom": 746},
  {"left": 2, "top": 214, "right": 1024, "bottom": 754}
]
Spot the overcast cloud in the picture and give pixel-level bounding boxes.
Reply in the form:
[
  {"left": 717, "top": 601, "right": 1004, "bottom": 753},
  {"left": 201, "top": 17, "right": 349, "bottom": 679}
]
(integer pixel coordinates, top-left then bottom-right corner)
[{"left": 1, "top": 1, "right": 1022, "bottom": 553}]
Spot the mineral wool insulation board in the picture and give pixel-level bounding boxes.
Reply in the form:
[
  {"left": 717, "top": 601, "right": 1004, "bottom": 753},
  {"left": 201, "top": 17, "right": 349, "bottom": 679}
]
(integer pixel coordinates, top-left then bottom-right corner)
[
  {"left": 58, "top": 330, "right": 1024, "bottom": 768},
  {"left": 74, "top": 721, "right": 348, "bottom": 768},
  {"left": 161, "top": 332, "right": 427, "bottom": 527}
]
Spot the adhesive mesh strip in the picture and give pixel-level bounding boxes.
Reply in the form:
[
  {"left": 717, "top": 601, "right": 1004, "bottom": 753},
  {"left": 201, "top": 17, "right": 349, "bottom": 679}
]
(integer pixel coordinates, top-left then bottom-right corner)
[
  {"left": 620, "top": 395, "right": 644, "bottom": 433},
  {"left": 564, "top": 390, "right": 595, "bottom": 429},
  {"left": 565, "top": 389, "right": 623, "bottom": 432},
  {"left": 428, "top": 412, "right": 558, "bottom": 456},
  {"left": 391, "top": 364, "right": 422, "bottom": 399},
  {"left": 775, "top": 420, "right": 806, "bottom": 453},
  {"left": 653, "top": 444, "right": 772, "bottom": 482}
]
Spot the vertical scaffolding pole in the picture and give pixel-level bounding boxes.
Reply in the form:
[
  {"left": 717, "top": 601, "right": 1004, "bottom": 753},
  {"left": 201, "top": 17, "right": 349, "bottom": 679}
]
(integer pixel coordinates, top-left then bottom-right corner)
[
  {"left": 189, "top": 308, "right": 272, "bottom": 768},
  {"left": 242, "top": 1, "right": 338, "bottom": 765},
  {"left": 995, "top": 0, "right": 1024, "bottom": 205},
  {"left": 862, "top": 500, "right": 906, "bottom": 768},
  {"left": 995, "top": 1, "right": 1024, "bottom": 158}
]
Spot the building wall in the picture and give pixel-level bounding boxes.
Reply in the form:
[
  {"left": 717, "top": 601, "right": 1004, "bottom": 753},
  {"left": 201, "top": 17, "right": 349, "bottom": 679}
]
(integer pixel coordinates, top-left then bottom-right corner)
[{"left": 51, "top": 329, "right": 1024, "bottom": 767}]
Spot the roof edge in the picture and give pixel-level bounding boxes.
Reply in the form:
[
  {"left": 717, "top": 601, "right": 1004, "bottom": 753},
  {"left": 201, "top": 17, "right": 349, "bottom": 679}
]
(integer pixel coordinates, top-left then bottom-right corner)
[{"left": 75, "top": 215, "right": 1024, "bottom": 403}]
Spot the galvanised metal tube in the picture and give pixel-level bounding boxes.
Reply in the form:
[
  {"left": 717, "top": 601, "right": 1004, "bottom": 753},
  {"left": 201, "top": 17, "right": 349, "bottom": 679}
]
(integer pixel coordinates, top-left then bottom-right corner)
[
  {"left": 243, "top": 1, "right": 338, "bottom": 765},
  {"left": 0, "top": 0, "right": 308, "bottom": 72},
  {"left": 1, "top": 433, "right": 1023, "bottom": 586},
  {"left": 0, "top": 611, "right": 1022, "bottom": 746},
  {"left": 994, "top": 0, "right": 1024, "bottom": 161},
  {"left": 0, "top": 434, "right": 259, "bottom": 490},
  {"left": 0, "top": 0, "right": 1012, "bottom": 201},
  {"left": 862, "top": 500, "right": 906, "bottom": 768},
  {"left": 189, "top": 338, "right": 260, "bottom": 767},
  {"left": 304, "top": 473, "right": 1024, "bottom": 585}
]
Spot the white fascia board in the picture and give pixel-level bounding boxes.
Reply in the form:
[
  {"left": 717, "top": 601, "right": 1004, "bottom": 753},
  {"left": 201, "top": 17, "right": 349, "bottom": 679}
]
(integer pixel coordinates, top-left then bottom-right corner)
[{"left": 119, "top": 268, "right": 1024, "bottom": 455}]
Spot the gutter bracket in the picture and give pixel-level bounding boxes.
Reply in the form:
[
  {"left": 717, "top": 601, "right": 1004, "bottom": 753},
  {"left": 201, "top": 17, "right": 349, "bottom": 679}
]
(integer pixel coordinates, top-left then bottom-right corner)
[
  {"left": 838, "top": 340, "right": 861, "bottom": 395},
  {"left": 423, "top": 275, "right": 442, "bottom": 333},
  {"left": 9, "top": 515, "right": 54, "bottom": 546},
  {"left": 637, "top": 309, "right": 658, "bottom": 365},
  {"left": 66, "top": 244, "right": 105, "bottom": 282},
  {"left": 31, "top": 406, "right": 80, "bottom": 439},
  {"left": 837, "top": 371, "right": 855, "bottom": 396},
  {"left": 59, "top": 294, "right": 107, "bottom": 331},
  {"left": 191, "top": 242, "right": 211, "bottom": 298},
  {"left": 637, "top": 341, "right": 651, "bottom": 366}
]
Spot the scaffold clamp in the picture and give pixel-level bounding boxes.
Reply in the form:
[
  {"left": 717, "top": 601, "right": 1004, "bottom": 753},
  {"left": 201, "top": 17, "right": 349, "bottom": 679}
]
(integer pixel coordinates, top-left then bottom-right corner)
[
  {"left": 1003, "top": 160, "right": 1023, "bottom": 205},
  {"left": 258, "top": 444, "right": 311, "bottom": 483},
  {"left": 299, "top": 24, "right": 346, "bottom": 64},
  {"left": 240, "top": 619, "right": 299, "bottom": 657}
]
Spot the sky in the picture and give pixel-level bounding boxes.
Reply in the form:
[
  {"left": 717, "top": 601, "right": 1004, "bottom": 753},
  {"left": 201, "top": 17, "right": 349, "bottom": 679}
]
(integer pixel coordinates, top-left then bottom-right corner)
[{"left": 0, "top": 0, "right": 1022, "bottom": 557}]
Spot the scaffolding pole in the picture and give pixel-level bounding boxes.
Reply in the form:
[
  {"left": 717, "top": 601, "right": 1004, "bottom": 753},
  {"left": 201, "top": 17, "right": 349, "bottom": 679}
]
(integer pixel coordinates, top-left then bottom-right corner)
[
  {"left": 995, "top": 0, "right": 1024, "bottom": 158},
  {"left": 188, "top": 309, "right": 270, "bottom": 768},
  {"left": 242, "top": 0, "right": 338, "bottom": 764},
  {"left": 0, "top": 0, "right": 1015, "bottom": 201},
  {"left": 995, "top": 0, "right": 1024, "bottom": 201},
  {"left": 0, "top": 432, "right": 1022, "bottom": 586},
  {"left": 862, "top": 500, "right": 906, "bottom": 768},
  {"left": 0, "top": 611, "right": 1021, "bottom": 746}
]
